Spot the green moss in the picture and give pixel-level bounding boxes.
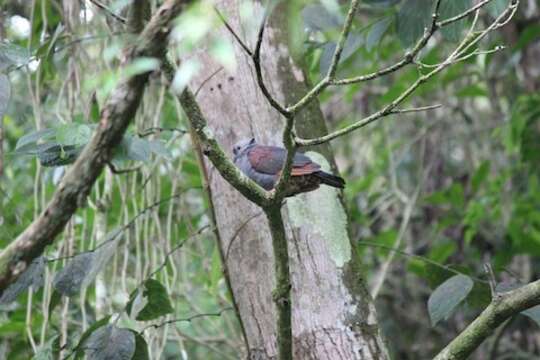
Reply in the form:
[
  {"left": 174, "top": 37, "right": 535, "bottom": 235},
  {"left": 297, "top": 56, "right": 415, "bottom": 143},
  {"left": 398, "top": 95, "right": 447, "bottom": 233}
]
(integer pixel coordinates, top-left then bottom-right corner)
[{"left": 286, "top": 151, "right": 351, "bottom": 267}]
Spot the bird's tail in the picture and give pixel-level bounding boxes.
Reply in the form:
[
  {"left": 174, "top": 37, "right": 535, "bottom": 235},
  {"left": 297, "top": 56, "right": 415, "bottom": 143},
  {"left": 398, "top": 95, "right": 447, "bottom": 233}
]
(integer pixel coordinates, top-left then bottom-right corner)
[{"left": 315, "top": 171, "right": 345, "bottom": 189}]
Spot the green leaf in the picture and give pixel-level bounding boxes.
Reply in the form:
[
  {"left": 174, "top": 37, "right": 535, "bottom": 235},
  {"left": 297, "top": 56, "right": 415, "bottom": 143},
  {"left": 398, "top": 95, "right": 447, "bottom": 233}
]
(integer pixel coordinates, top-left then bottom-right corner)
[
  {"left": 397, "top": 0, "right": 433, "bottom": 47},
  {"left": 439, "top": 0, "right": 471, "bottom": 42},
  {"left": 73, "top": 316, "right": 112, "bottom": 359},
  {"left": 127, "top": 279, "right": 173, "bottom": 321},
  {"left": 14, "top": 128, "right": 56, "bottom": 153},
  {"left": 471, "top": 161, "right": 490, "bottom": 192},
  {"left": 320, "top": 33, "right": 364, "bottom": 76},
  {"left": 0, "top": 42, "right": 31, "bottom": 71},
  {"left": 428, "top": 274, "right": 474, "bottom": 326},
  {"left": 130, "top": 331, "right": 150, "bottom": 360},
  {"left": 55, "top": 123, "right": 92, "bottom": 146},
  {"left": 84, "top": 325, "right": 135, "bottom": 360},
  {"left": 37, "top": 144, "right": 82, "bottom": 167},
  {"left": 366, "top": 17, "right": 393, "bottom": 51},
  {"left": 522, "top": 305, "right": 540, "bottom": 327}
]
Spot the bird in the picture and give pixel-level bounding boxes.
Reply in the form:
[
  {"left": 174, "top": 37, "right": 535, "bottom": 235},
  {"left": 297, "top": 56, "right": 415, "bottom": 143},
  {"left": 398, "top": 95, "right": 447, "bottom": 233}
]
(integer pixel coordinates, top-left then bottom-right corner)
[{"left": 232, "top": 138, "right": 345, "bottom": 197}]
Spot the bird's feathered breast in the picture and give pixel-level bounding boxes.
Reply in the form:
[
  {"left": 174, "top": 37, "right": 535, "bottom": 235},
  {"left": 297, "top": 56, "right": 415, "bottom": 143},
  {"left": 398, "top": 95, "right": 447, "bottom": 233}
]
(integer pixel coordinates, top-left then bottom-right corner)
[{"left": 247, "top": 146, "right": 321, "bottom": 176}]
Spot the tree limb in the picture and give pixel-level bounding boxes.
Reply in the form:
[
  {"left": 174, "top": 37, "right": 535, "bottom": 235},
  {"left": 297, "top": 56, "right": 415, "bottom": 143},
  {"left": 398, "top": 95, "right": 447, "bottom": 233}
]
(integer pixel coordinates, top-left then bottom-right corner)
[
  {"left": 433, "top": 280, "right": 540, "bottom": 360},
  {"left": 0, "top": 0, "right": 194, "bottom": 297}
]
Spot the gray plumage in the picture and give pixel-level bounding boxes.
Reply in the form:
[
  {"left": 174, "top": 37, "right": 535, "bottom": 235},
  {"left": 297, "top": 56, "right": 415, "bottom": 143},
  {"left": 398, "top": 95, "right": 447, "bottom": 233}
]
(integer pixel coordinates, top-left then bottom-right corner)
[{"left": 233, "top": 138, "right": 345, "bottom": 196}]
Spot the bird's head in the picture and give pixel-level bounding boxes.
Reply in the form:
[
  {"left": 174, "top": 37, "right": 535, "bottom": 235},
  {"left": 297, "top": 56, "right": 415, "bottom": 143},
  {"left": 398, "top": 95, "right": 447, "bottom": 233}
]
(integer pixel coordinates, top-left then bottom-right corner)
[{"left": 233, "top": 138, "right": 256, "bottom": 158}]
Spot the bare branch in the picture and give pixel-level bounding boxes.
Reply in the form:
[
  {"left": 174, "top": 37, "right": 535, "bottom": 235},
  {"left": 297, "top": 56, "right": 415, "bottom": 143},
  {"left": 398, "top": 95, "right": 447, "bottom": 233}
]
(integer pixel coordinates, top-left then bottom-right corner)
[
  {"left": 389, "top": 104, "right": 442, "bottom": 114},
  {"left": 327, "top": 0, "right": 361, "bottom": 79},
  {"left": 251, "top": 13, "right": 290, "bottom": 117}
]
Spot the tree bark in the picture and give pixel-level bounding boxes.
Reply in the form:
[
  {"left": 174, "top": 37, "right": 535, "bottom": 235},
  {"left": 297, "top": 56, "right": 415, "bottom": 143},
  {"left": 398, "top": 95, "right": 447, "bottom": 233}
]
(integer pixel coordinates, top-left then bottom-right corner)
[{"left": 188, "top": 1, "right": 388, "bottom": 358}]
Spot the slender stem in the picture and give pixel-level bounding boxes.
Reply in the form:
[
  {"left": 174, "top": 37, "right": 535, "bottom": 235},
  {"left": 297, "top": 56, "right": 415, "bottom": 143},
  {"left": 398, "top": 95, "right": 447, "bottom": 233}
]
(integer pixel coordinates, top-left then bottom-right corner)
[{"left": 265, "top": 205, "right": 292, "bottom": 360}]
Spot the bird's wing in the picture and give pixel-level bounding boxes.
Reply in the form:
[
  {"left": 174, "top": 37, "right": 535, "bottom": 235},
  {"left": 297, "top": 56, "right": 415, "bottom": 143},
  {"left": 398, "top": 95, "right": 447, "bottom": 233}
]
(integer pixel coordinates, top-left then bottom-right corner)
[{"left": 248, "top": 146, "right": 320, "bottom": 175}]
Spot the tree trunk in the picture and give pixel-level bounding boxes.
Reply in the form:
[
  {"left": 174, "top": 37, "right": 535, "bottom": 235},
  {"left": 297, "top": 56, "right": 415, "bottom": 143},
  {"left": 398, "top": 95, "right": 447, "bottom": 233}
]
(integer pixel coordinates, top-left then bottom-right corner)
[{"left": 189, "top": 1, "right": 388, "bottom": 358}]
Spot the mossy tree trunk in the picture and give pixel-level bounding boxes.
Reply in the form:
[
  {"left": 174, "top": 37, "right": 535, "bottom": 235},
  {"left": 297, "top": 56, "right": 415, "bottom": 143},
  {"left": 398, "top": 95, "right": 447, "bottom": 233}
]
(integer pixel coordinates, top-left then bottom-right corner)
[{"left": 189, "top": 1, "right": 389, "bottom": 358}]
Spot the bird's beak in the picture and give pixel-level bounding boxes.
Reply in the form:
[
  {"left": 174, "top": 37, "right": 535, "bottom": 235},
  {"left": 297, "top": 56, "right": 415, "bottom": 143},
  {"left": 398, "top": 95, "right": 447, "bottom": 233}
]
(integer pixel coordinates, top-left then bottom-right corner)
[{"left": 249, "top": 138, "right": 255, "bottom": 145}]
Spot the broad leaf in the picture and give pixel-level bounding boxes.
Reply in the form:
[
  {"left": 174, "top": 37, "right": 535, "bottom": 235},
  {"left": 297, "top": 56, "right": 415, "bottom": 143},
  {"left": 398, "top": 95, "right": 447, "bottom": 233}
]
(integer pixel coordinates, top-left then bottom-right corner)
[
  {"left": 522, "top": 305, "right": 540, "bottom": 327},
  {"left": 0, "top": 256, "right": 46, "bottom": 304},
  {"left": 53, "top": 234, "right": 119, "bottom": 296},
  {"left": 131, "top": 331, "right": 150, "bottom": 360},
  {"left": 127, "top": 279, "right": 173, "bottom": 321},
  {"left": 15, "top": 128, "right": 56, "bottom": 153},
  {"left": 397, "top": 0, "right": 433, "bottom": 46},
  {"left": 440, "top": 0, "right": 471, "bottom": 42},
  {"left": 320, "top": 33, "right": 364, "bottom": 77},
  {"left": 37, "top": 144, "right": 82, "bottom": 167},
  {"left": 84, "top": 325, "right": 135, "bottom": 360},
  {"left": 73, "top": 316, "right": 112, "bottom": 359},
  {"left": 55, "top": 123, "right": 92, "bottom": 146},
  {"left": 366, "top": 17, "right": 393, "bottom": 51},
  {"left": 302, "top": 5, "right": 342, "bottom": 31},
  {"left": 0, "top": 42, "right": 31, "bottom": 71},
  {"left": 428, "top": 274, "right": 474, "bottom": 326}
]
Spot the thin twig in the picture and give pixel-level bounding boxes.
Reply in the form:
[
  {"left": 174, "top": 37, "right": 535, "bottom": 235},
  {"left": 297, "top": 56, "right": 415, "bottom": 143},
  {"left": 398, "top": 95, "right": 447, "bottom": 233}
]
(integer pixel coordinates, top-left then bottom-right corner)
[
  {"left": 88, "top": 0, "right": 127, "bottom": 24},
  {"left": 139, "top": 307, "right": 234, "bottom": 334},
  {"left": 389, "top": 104, "right": 442, "bottom": 114},
  {"left": 195, "top": 66, "right": 224, "bottom": 97},
  {"left": 214, "top": 7, "right": 253, "bottom": 56},
  {"left": 437, "top": 0, "right": 493, "bottom": 27}
]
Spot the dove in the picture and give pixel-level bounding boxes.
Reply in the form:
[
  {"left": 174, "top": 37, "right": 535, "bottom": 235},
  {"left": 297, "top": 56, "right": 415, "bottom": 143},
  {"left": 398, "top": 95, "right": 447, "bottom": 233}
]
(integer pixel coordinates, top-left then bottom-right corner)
[{"left": 232, "top": 138, "right": 345, "bottom": 197}]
